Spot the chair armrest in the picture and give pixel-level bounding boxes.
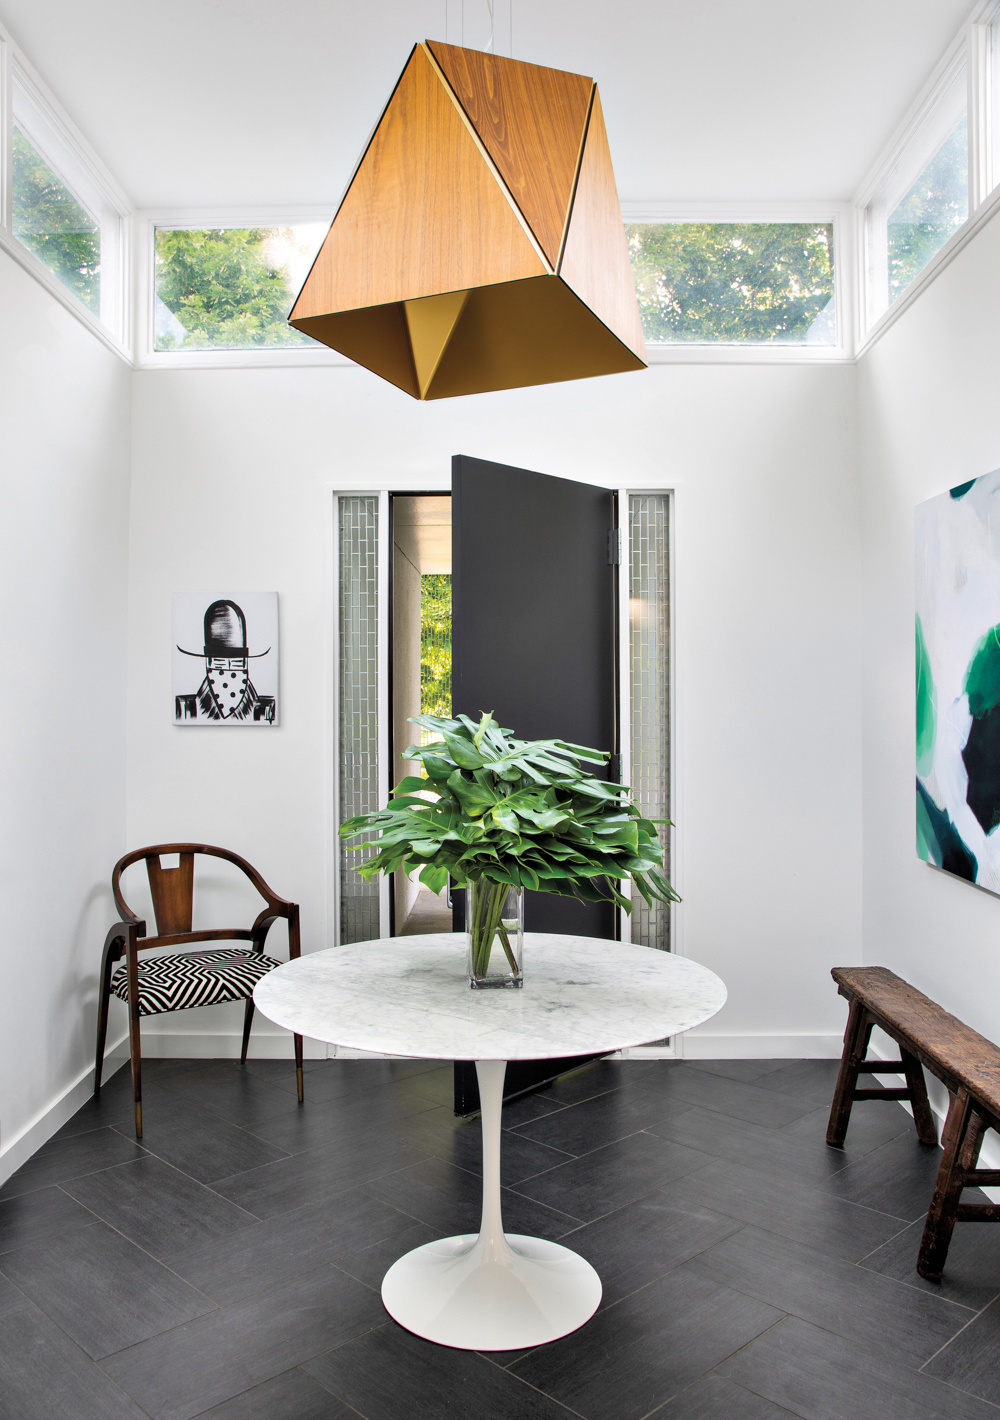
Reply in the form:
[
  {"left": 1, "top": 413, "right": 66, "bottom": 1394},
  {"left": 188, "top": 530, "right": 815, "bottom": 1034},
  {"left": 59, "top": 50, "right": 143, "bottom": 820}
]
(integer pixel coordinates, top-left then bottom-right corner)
[{"left": 250, "top": 902, "right": 301, "bottom": 958}]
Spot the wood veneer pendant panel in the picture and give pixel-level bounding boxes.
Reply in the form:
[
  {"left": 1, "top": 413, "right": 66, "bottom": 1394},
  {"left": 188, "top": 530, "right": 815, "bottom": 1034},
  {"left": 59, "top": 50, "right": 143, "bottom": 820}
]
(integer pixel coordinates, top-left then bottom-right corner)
[
  {"left": 289, "top": 45, "right": 544, "bottom": 319},
  {"left": 558, "top": 88, "right": 646, "bottom": 363},
  {"left": 426, "top": 41, "right": 592, "bottom": 268},
  {"left": 288, "top": 41, "right": 646, "bottom": 399}
]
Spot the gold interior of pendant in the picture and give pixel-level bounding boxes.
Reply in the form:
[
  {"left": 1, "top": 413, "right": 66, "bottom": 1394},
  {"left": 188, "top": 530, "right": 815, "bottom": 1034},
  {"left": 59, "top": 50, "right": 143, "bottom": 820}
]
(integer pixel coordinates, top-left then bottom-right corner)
[
  {"left": 291, "top": 275, "right": 644, "bottom": 401},
  {"left": 403, "top": 290, "right": 471, "bottom": 397}
]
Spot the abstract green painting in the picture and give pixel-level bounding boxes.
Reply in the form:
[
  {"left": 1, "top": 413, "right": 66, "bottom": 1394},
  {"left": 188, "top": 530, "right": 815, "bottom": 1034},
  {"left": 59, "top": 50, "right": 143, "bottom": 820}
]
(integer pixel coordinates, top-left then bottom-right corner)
[{"left": 915, "top": 471, "right": 1000, "bottom": 888}]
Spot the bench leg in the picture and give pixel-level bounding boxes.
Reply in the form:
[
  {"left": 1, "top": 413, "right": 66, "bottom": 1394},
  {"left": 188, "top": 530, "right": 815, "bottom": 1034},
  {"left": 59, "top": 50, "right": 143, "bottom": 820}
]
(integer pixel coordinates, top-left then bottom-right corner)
[
  {"left": 917, "top": 1088, "right": 985, "bottom": 1281},
  {"left": 826, "top": 1000, "right": 872, "bottom": 1147},
  {"left": 900, "top": 1047, "right": 937, "bottom": 1146}
]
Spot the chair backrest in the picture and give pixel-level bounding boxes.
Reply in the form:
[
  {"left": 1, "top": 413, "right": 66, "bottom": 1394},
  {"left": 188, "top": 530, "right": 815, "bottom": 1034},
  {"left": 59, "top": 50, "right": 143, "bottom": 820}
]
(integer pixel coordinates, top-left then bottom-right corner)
[{"left": 112, "top": 842, "right": 288, "bottom": 949}]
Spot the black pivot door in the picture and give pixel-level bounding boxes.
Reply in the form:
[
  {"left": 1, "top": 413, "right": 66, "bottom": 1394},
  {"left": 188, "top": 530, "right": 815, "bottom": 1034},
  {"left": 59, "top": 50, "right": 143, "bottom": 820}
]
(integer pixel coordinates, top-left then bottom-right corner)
[{"left": 451, "top": 454, "right": 619, "bottom": 1112}]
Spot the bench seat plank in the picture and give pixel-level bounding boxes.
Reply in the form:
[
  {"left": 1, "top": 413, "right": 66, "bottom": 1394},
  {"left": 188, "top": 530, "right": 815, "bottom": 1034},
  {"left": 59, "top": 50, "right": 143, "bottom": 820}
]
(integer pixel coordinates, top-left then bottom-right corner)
[{"left": 832, "top": 966, "right": 1000, "bottom": 1123}]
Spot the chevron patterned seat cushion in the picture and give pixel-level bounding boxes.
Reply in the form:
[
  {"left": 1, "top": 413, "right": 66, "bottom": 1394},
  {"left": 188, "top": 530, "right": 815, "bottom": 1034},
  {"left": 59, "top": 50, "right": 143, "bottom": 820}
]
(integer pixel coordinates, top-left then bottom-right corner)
[{"left": 110, "top": 948, "right": 280, "bottom": 1016}]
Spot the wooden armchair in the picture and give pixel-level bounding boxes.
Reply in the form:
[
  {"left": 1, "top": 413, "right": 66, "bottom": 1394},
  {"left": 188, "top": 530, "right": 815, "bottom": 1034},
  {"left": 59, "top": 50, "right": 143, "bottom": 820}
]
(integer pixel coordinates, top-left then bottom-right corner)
[{"left": 95, "top": 843, "right": 304, "bottom": 1138}]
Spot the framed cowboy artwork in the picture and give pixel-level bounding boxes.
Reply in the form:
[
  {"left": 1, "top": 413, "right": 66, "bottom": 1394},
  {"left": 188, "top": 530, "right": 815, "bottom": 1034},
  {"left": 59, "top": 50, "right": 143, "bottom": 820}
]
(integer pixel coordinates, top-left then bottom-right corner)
[{"left": 173, "top": 593, "right": 279, "bottom": 726}]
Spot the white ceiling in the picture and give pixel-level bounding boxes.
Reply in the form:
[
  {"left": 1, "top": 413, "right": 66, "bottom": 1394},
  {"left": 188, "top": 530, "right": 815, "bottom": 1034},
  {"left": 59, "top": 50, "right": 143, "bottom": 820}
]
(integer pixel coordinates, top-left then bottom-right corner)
[{"left": 1, "top": 0, "right": 974, "bottom": 211}]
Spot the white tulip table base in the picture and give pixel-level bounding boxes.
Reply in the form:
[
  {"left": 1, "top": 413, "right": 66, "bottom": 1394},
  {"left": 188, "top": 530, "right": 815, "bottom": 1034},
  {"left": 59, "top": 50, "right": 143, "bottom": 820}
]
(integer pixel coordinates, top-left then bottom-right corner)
[{"left": 380, "top": 1060, "right": 602, "bottom": 1349}]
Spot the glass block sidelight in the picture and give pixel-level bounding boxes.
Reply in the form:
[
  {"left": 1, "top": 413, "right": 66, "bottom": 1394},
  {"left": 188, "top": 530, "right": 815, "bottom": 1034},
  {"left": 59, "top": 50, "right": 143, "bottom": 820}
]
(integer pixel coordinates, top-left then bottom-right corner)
[
  {"left": 629, "top": 495, "right": 671, "bottom": 951},
  {"left": 339, "top": 497, "right": 380, "bottom": 943}
]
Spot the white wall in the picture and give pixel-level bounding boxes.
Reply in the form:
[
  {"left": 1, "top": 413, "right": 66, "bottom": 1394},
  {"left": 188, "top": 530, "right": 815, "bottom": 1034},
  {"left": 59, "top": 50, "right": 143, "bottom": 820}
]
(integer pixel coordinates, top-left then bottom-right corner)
[
  {"left": 128, "top": 359, "right": 860, "bottom": 1057},
  {"left": 0, "top": 250, "right": 131, "bottom": 1184},
  {"left": 858, "top": 207, "right": 1000, "bottom": 1051}
]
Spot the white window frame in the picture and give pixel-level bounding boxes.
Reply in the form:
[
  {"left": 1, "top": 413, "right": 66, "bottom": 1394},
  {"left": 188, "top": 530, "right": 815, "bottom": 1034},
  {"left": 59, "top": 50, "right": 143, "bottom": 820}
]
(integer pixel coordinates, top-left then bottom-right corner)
[
  {"left": 621, "top": 202, "right": 852, "bottom": 364},
  {"left": 0, "top": 18, "right": 132, "bottom": 360},
  {"left": 136, "top": 209, "right": 349, "bottom": 369},
  {"left": 855, "top": 1, "right": 1000, "bottom": 355}
]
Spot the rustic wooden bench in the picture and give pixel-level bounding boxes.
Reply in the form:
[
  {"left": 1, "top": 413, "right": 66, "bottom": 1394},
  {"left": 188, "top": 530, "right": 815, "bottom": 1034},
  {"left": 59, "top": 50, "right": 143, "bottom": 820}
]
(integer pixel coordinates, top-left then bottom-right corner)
[{"left": 828, "top": 965, "right": 1000, "bottom": 1281}]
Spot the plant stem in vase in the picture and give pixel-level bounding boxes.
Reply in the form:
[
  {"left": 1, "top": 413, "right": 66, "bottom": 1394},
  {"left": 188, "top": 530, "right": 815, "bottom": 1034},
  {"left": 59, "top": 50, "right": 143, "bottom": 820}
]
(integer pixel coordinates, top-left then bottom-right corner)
[{"left": 468, "top": 879, "right": 523, "bottom": 989}]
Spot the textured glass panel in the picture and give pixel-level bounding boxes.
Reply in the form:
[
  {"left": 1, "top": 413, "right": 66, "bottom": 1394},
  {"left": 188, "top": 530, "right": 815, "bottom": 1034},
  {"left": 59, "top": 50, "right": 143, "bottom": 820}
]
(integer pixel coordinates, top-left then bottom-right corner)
[
  {"left": 887, "top": 114, "right": 968, "bottom": 305},
  {"left": 154, "top": 224, "right": 328, "bottom": 351},
  {"left": 339, "top": 497, "right": 380, "bottom": 943},
  {"left": 629, "top": 495, "right": 670, "bottom": 951},
  {"left": 12, "top": 126, "right": 101, "bottom": 315},
  {"left": 626, "top": 223, "right": 835, "bottom": 345}
]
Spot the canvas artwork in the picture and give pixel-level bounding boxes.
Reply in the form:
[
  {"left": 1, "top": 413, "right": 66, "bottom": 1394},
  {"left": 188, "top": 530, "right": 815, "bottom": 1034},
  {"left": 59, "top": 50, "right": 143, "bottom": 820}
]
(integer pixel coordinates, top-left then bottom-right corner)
[
  {"left": 915, "top": 471, "right": 1000, "bottom": 890},
  {"left": 173, "top": 593, "right": 278, "bottom": 726}
]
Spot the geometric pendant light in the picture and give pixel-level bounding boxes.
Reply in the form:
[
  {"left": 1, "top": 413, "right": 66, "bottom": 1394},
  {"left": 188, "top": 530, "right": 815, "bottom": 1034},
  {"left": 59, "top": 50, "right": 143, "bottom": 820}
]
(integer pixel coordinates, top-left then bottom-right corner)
[{"left": 288, "top": 41, "right": 646, "bottom": 399}]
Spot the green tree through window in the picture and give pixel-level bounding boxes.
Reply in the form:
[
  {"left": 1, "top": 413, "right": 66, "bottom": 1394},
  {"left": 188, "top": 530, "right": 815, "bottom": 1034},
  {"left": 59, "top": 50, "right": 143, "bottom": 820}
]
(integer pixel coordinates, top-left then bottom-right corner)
[
  {"left": 12, "top": 128, "right": 101, "bottom": 314},
  {"left": 887, "top": 116, "right": 968, "bottom": 304},
  {"left": 420, "top": 574, "right": 452, "bottom": 721},
  {"left": 155, "top": 227, "right": 320, "bottom": 350},
  {"left": 626, "top": 222, "right": 835, "bottom": 344}
]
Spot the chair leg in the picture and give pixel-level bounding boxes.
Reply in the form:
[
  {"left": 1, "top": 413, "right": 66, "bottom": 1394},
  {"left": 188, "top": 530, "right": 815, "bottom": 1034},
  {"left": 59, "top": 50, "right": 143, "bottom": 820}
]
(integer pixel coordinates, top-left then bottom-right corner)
[
  {"left": 826, "top": 1000, "right": 872, "bottom": 1146},
  {"left": 918, "top": 1088, "right": 984, "bottom": 1280},
  {"left": 126, "top": 963, "right": 143, "bottom": 1140},
  {"left": 294, "top": 1033, "right": 304, "bottom": 1104},
  {"left": 241, "top": 998, "right": 255, "bottom": 1064},
  {"left": 901, "top": 1047, "right": 938, "bottom": 1146},
  {"left": 94, "top": 967, "right": 113, "bottom": 1097}
]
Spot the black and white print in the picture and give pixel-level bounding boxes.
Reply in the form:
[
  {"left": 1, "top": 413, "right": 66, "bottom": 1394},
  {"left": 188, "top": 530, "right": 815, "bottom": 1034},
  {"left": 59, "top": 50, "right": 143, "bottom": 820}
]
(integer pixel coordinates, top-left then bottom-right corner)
[{"left": 173, "top": 592, "right": 279, "bottom": 725}]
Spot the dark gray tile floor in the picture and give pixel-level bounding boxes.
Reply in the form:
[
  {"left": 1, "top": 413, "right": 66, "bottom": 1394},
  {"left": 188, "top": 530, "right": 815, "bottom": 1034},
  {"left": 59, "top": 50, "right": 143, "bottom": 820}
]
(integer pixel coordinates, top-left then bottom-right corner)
[{"left": 3, "top": 1054, "right": 1000, "bottom": 1418}]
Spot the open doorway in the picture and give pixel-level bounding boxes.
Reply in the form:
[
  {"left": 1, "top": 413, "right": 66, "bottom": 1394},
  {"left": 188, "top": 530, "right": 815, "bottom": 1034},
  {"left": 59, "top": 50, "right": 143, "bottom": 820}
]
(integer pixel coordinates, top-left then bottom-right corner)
[{"left": 391, "top": 494, "right": 452, "bottom": 935}]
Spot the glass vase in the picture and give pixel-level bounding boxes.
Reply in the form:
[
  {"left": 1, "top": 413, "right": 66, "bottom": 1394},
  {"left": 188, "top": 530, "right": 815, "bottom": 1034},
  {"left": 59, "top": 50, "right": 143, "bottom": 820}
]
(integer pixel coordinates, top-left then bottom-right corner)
[{"left": 467, "top": 879, "right": 523, "bottom": 989}]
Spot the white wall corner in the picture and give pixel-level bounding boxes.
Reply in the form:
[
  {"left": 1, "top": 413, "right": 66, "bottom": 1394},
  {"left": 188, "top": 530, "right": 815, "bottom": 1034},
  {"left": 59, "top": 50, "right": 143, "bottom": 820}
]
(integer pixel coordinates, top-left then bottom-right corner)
[{"left": 0, "top": 1035, "right": 130, "bottom": 1189}]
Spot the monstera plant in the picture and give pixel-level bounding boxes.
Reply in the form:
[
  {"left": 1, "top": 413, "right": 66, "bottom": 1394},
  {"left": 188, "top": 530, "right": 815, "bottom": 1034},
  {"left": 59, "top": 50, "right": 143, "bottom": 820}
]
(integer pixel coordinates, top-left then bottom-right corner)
[{"left": 340, "top": 712, "right": 678, "bottom": 974}]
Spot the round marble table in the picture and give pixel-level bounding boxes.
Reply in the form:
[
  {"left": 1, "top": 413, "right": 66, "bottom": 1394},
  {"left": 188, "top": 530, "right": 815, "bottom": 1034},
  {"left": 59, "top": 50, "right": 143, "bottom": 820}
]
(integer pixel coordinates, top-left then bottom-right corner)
[{"left": 254, "top": 932, "right": 726, "bottom": 1351}]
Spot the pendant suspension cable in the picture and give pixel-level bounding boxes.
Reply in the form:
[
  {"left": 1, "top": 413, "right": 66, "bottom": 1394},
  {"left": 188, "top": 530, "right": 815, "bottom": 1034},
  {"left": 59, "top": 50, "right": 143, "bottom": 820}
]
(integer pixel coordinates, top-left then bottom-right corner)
[{"left": 484, "top": 0, "right": 494, "bottom": 51}]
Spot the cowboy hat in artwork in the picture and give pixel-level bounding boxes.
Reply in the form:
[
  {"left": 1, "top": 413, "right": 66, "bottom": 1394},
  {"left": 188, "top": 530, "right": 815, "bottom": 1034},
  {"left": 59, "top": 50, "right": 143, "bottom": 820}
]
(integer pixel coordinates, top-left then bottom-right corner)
[{"left": 173, "top": 595, "right": 278, "bottom": 724}]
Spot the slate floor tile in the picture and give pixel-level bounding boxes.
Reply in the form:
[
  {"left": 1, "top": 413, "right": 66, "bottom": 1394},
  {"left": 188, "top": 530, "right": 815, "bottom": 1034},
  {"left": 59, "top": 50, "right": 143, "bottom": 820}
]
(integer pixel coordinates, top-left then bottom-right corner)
[
  {"left": 62, "top": 1156, "right": 259, "bottom": 1258},
  {"left": 721, "top": 1314, "right": 1000, "bottom": 1420},
  {"left": 781, "top": 1099, "right": 913, "bottom": 1155},
  {"left": 368, "top": 1156, "right": 583, "bottom": 1240},
  {"left": 332, "top": 1220, "right": 440, "bottom": 1291},
  {"left": 654, "top": 1373, "right": 802, "bottom": 1418},
  {"left": 163, "top": 1187, "right": 418, "bottom": 1303},
  {"left": 102, "top": 1264, "right": 385, "bottom": 1420},
  {"left": 0, "top": 1303, "right": 148, "bottom": 1419},
  {"left": 156, "top": 1060, "right": 307, "bottom": 1130},
  {"left": 499, "top": 1088, "right": 567, "bottom": 1127},
  {"left": 541, "top": 1057, "right": 665, "bottom": 1107},
  {"left": 510, "top": 1266, "right": 784, "bottom": 1420},
  {"left": 667, "top": 1158, "right": 909, "bottom": 1262},
  {"left": 245, "top": 1082, "right": 437, "bottom": 1155},
  {"left": 0, "top": 1219, "right": 216, "bottom": 1359},
  {"left": 193, "top": 1366, "right": 359, "bottom": 1418},
  {"left": 859, "top": 1215, "right": 1000, "bottom": 1310},
  {"left": 0, "top": 1184, "right": 95, "bottom": 1256},
  {"left": 211, "top": 1128, "right": 432, "bottom": 1219},
  {"left": 0, "top": 1126, "right": 148, "bottom": 1201},
  {"left": 513, "top": 1130, "right": 714, "bottom": 1222},
  {"left": 266, "top": 1059, "right": 443, "bottom": 1105},
  {"left": 818, "top": 1131, "right": 944, "bottom": 1221},
  {"left": 754, "top": 1058, "right": 842, "bottom": 1112},
  {"left": 112, "top": 1103, "right": 291, "bottom": 1185},
  {"left": 510, "top": 1084, "right": 687, "bottom": 1156},
  {"left": 0, "top": 1270, "right": 31, "bottom": 1321},
  {"left": 562, "top": 1195, "right": 744, "bottom": 1307},
  {"left": 923, "top": 1293, "right": 1000, "bottom": 1405},
  {"left": 682, "top": 1224, "right": 972, "bottom": 1366},
  {"left": 647, "top": 1067, "right": 816, "bottom": 1128},
  {"left": 687, "top": 1059, "right": 790, "bottom": 1084},
  {"left": 401, "top": 1107, "right": 573, "bottom": 1184},
  {"left": 305, "top": 1322, "right": 577, "bottom": 1419},
  {"left": 646, "top": 1105, "right": 853, "bottom": 1188}
]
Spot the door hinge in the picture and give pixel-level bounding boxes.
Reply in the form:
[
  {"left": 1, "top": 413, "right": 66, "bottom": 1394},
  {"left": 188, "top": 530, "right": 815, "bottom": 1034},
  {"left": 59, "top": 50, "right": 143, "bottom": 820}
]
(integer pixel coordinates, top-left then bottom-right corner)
[{"left": 607, "top": 528, "right": 621, "bottom": 565}]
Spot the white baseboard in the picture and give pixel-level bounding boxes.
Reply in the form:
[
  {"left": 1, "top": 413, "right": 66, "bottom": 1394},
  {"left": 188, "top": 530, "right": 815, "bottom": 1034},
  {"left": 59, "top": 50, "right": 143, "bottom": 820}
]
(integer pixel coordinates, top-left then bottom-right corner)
[
  {"left": 0, "top": 1034, "right": 130, "bottom": 1189},
  {"left": 679, "top": 1033, "right": 843, "bottom": 1060},
  {"left": 138, "top": 1030, "right": 328, "bottom": 1060}
]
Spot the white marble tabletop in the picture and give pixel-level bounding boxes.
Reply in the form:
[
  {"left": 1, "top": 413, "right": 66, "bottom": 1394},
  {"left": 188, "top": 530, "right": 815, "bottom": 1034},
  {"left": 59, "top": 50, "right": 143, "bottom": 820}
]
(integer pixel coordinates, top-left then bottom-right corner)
[{"left": 254, "top": 933, "right": 726, "bottom": 1060}]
